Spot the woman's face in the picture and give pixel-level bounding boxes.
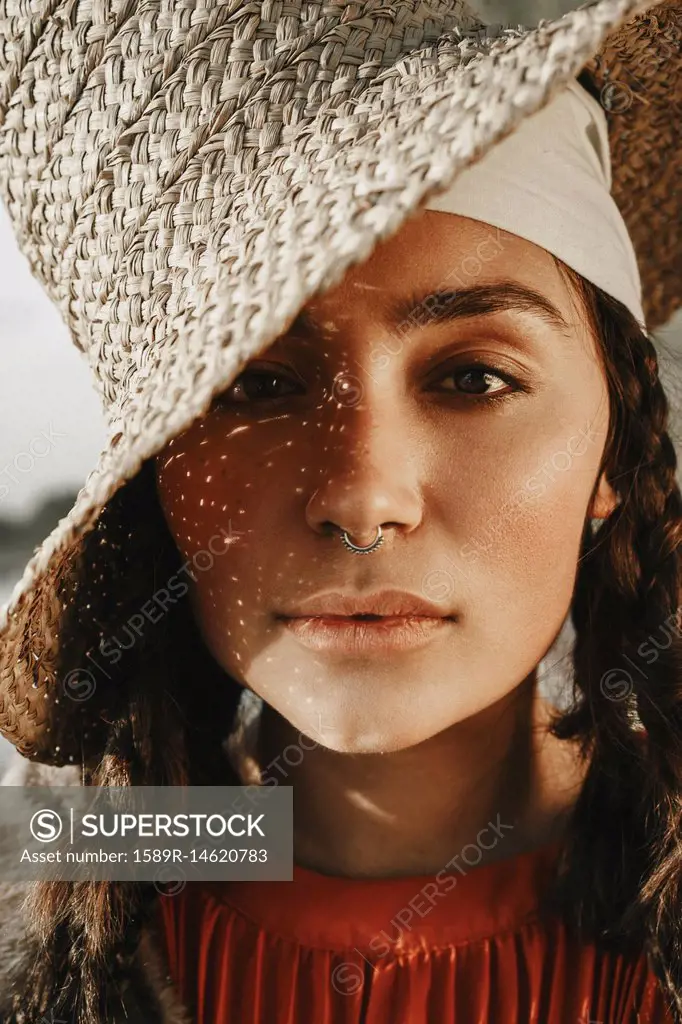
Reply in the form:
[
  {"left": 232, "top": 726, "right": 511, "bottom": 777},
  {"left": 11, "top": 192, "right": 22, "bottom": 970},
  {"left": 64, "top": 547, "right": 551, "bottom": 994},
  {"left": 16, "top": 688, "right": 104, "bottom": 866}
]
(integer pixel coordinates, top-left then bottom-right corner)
[{"left": 154, "top": 211, "right": 617, "bottom": 754}]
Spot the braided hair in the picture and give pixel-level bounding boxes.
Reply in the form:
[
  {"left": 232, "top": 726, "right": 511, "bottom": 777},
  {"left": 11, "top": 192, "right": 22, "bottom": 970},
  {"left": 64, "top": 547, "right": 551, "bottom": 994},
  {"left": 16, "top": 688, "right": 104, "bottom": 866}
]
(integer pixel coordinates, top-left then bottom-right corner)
[
  {"left": 546, "top": 258, "right": 682, "bottom": 1017},
  {"left": 6, "top": 261, "right": 682, "bottom": 1022},
  {"left": 1, "top": 459, "right": 245, "bottom": 1021}
]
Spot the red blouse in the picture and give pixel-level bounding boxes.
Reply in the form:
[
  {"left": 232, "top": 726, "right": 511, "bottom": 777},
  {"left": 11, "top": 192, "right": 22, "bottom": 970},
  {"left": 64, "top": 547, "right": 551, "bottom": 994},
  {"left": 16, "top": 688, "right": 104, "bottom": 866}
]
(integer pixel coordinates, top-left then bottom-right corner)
[{"left": 156, "top": 838, "right": 674, "bottom": 1023}]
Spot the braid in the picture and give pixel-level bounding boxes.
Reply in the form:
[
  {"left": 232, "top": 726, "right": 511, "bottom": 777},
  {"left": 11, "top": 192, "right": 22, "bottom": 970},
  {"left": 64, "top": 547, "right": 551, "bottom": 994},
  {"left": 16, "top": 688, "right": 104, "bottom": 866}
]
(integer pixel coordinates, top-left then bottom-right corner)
[
  {"left": 6, "top": 460, "right": 244, "bottom": 1024},
  {"left": 547, "top": 260, "right": 682, "bottom": 1016}
]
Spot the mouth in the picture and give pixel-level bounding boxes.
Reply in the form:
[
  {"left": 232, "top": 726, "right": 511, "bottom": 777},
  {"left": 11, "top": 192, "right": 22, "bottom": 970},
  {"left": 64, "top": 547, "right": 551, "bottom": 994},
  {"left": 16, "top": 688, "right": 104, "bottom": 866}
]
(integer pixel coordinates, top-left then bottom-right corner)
[
  {"left": 343, "top": 613, "right": 386, "bottom": 620},
  {"left": 278, "top": 613, "right": 452, "bottom": 655}
]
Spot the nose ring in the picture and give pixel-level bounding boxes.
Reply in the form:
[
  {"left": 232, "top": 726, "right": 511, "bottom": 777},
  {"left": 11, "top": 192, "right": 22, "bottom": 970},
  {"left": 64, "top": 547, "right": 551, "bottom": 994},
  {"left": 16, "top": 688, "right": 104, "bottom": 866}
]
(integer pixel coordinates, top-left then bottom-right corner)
[{"left": 339, "top": 525, "right": 384, "bottom": 555}]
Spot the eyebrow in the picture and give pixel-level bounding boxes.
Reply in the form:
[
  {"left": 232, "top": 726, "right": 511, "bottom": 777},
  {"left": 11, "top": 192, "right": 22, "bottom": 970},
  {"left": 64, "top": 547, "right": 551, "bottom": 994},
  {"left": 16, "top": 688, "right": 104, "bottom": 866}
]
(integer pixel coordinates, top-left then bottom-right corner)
[
  {"left": 393, "top": 282, "right": 571, "bottom": 334},
  {"left": 291, "top": 281, "right": 571, "bottom": 337}
]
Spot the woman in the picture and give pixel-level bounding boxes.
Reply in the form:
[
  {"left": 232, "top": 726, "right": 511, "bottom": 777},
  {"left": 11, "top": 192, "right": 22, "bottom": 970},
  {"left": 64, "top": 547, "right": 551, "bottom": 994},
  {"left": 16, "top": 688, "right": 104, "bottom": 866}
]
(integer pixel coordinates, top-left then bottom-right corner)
[{"left": 0, "top": 0, "right": 680, "bottom": 1020}]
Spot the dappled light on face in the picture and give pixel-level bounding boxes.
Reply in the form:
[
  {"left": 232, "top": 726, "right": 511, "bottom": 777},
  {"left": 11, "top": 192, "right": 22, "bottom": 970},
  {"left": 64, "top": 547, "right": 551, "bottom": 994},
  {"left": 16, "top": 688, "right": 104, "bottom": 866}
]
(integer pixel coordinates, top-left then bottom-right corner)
[{"left": 152, "top": 212, "right": 611, "bottom": 756}]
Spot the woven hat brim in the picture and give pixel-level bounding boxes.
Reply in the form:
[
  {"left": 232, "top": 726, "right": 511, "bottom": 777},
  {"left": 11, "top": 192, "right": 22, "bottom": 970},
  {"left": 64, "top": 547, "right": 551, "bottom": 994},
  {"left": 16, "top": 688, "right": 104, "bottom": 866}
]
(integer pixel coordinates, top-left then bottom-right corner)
[{"left": 0, "top": 0, "right": 678, "bottom": 764}]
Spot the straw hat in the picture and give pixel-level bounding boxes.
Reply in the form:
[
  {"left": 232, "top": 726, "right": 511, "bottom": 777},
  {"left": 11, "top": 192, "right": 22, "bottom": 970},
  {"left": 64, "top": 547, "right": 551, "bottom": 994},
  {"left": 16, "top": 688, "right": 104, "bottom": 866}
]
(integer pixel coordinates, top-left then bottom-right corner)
[{"left": 0, "top": 0, "right": 679, "bottom": 767}]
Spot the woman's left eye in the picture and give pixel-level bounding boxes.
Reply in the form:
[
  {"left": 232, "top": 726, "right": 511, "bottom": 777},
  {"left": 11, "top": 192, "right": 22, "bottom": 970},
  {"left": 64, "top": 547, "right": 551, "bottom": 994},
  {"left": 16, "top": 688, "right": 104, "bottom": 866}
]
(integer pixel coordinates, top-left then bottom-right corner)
[{"left": 433, "top": 363, "right": 517, "bottom": 401}]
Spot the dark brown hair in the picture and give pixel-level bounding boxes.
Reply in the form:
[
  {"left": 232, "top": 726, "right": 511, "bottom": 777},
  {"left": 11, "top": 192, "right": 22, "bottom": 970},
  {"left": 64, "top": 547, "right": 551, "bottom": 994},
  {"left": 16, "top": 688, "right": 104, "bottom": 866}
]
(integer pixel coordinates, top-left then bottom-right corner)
[
  {"left": 548, "top": 259, "right": 682, "bottom": 1016},
  {"left": 4, "top": 262, "right": 682, "bottom": 1022}
]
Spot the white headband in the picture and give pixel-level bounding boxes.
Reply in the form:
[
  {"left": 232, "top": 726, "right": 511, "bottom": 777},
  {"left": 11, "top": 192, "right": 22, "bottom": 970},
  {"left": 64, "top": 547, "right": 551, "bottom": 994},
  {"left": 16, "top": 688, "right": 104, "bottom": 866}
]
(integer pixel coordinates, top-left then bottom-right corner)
[{"left": 422, "top": 79, "right": 646, "bottom": 333}]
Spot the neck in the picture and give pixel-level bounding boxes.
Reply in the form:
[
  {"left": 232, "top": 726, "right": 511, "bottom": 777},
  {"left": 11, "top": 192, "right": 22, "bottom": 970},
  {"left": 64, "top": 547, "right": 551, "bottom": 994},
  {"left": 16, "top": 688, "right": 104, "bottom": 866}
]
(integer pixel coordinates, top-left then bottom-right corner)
[{"left": 250, "top": 678, "right": 587, "bottom": 879}]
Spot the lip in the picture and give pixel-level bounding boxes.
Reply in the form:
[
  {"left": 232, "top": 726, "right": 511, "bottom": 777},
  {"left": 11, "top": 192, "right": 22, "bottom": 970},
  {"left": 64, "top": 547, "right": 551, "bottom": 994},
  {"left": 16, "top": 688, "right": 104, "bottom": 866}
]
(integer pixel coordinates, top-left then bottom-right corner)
[
  {"left": 276, "top": 590, "right": 456, "bottom": 655},
  {"left": 280, "top": 614, "right": 452, "bottom": 654},
  {"left": 279, "top": 589, "right": 454, "bottom": 619}
]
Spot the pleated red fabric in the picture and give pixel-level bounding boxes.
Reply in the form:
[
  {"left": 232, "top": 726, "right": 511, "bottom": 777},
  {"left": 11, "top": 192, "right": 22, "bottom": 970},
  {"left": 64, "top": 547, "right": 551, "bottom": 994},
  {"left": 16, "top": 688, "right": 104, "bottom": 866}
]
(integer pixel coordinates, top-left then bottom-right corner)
[{"left": 156, "top": 838, "right": 675, "bottom": 1023}]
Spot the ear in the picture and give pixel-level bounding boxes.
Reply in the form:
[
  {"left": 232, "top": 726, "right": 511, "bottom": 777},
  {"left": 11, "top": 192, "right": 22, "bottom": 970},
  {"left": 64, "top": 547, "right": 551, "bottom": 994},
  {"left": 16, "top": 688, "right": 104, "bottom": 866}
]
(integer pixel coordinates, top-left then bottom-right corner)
[{"left": 589, "top": 471, "right": 620, "bottom": 520}]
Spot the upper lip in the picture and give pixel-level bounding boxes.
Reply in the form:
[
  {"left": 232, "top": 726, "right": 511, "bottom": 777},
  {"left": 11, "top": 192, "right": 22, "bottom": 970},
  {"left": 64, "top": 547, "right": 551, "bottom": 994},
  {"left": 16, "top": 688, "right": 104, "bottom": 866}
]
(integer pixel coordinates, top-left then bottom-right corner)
[{"left": 278, "top": 590, "right": 453, "bottom": 619}]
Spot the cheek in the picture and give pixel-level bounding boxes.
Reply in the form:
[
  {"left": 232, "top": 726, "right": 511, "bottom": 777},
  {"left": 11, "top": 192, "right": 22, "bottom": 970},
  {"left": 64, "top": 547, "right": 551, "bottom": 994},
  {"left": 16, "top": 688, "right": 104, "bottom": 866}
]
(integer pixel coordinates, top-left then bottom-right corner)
[
  {"left": 155, "top": 423, "right": 264, "bottom": 557},
  {"left": 156, "top": 410, "right": 336, "bottom": 560},
  {"left": 448, "top": 417, "right": 604, "bottom": 655},
  {"left": 154, "top": 420, "right": 306, "bottom": 661}
]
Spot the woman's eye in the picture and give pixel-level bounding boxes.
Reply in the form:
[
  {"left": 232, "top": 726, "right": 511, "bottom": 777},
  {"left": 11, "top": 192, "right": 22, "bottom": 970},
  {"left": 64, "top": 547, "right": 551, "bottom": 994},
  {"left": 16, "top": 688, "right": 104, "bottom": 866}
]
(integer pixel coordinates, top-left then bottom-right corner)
[
  {"left": 214, "top": 367, "right": 304, "bottom": 407},
  {"left": 212, "top": 361, "right": 521, "bottom": 409},
  {"left": 434, "top": 364, "right": 516, "bottom": 400}
]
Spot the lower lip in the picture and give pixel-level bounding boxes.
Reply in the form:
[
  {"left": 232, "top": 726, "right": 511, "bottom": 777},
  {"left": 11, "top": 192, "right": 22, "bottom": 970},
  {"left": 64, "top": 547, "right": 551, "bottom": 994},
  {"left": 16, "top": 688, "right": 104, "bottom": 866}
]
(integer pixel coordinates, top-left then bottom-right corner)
[{"left": 280, "top": 615, "right": 451, "bottom": 654}]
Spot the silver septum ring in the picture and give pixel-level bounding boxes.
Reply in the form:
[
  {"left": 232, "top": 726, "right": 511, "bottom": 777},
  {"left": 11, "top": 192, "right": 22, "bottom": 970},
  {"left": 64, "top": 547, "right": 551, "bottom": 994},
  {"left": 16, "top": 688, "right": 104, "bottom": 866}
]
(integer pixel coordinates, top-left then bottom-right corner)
[{"left": 340, "top": 525, "right": 384, "bottom": 555}]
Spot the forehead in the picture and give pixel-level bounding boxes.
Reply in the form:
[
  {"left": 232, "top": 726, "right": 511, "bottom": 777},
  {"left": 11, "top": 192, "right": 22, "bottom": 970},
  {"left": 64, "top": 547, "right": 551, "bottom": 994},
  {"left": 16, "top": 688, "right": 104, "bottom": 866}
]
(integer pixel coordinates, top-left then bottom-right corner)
[
  {"left": 287, "top": 212, "right": 573, "bottom": 341},
  {"left": 290, "top": 211, "right": 570, "bottom": 336}
]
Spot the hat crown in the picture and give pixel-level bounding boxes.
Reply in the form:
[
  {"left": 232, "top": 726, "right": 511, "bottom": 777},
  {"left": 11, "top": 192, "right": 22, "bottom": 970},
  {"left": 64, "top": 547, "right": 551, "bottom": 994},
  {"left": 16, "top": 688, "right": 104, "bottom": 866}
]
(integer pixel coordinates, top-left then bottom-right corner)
[{"left": 0, "top": 0, "right": 486, "bottom": 417}]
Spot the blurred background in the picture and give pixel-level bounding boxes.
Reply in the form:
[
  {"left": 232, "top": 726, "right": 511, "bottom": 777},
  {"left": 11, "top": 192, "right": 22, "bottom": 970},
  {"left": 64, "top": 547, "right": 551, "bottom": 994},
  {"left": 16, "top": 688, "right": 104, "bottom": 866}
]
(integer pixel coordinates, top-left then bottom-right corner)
[{"left": 1, "top": 0, "right": 681, "bottom": 770}]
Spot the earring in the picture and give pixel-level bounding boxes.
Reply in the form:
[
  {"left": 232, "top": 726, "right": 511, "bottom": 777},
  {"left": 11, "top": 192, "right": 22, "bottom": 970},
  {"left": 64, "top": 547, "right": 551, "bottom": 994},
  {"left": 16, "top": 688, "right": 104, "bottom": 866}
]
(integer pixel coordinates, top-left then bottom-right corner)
[{"left": 590, "top": 516, "right": 606, "bottom": 536}]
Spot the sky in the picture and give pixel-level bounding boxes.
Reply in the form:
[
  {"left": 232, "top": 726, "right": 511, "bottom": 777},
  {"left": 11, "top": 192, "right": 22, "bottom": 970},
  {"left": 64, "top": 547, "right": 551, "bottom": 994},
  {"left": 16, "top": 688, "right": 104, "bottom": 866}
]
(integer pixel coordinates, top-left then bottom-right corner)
[{"left": 0, "top": 204, "right": 107, "bottom": 523}]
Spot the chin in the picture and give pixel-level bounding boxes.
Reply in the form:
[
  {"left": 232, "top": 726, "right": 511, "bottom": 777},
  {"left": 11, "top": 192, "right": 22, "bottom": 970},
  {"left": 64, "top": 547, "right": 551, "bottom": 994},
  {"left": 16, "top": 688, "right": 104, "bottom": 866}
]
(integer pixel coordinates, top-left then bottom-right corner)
[{"left": 290, "top": 708, "right": 443, "bottom": 756}]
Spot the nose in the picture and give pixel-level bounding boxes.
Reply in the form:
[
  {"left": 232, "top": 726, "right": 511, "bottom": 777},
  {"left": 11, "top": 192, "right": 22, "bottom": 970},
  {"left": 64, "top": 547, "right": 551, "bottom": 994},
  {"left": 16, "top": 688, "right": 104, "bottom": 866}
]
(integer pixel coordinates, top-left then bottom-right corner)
[{"left": 304, "top": 397, "right": 423, "bottom": 547}]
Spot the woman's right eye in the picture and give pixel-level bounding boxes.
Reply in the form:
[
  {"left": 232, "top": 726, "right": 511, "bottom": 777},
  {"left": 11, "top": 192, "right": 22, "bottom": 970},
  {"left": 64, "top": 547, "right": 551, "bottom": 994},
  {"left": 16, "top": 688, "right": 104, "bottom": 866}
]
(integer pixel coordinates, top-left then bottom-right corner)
[{"left": 213, "top": 367, "right": 305, "bottom": 407}]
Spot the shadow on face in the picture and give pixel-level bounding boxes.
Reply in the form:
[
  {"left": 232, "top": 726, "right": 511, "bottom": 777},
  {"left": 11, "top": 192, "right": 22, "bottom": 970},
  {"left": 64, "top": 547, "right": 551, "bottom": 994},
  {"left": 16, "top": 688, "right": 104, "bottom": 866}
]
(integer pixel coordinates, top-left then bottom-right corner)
[{"left": 154, "top": 211, "right": 618, "bottom": 754}]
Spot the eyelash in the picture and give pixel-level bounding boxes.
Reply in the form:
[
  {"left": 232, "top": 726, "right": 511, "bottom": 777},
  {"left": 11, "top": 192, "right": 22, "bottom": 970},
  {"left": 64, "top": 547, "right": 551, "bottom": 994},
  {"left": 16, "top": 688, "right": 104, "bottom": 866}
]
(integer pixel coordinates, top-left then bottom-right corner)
[
  {"left": 433, "top": 360, "right": 520, "bottom": 405},
  {"left": 216, "top": 361, "right": 523, "bottom": 408}
]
